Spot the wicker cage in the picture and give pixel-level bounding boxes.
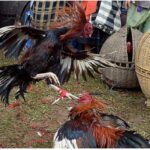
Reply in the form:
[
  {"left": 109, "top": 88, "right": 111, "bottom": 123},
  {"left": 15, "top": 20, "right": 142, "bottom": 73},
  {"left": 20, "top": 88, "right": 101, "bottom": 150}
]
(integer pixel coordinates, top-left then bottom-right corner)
[
  {"left": 31, "top": 1, "right": 68, "bottom": 30},
  {"left": 99, "top": 26, "right": 143, "bottom": 89},
  {"left": 135, "top": 31, "right": 150, "bottom": 106}
]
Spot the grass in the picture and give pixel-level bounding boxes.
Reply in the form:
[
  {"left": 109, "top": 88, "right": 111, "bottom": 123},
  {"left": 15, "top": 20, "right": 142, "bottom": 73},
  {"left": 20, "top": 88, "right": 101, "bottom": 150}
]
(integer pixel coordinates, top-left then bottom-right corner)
[{"left": 0, "top": 52, "right": 150, "bottom": 148}]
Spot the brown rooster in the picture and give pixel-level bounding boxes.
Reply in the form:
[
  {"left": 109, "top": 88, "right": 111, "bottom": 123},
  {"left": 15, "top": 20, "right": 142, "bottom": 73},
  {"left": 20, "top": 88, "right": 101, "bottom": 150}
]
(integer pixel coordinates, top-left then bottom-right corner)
[
  {"left": 53, "top": 93, "right": 150, "bottom": 148},
  {"left": 0, "top": 3, "right": 115, "bottom": 105}
]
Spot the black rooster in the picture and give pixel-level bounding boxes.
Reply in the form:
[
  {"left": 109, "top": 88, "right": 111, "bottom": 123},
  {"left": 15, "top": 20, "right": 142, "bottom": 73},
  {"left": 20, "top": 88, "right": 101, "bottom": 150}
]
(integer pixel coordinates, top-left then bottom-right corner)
[{"left": 0, "top": 3, "right": 114, "bottom": 105}]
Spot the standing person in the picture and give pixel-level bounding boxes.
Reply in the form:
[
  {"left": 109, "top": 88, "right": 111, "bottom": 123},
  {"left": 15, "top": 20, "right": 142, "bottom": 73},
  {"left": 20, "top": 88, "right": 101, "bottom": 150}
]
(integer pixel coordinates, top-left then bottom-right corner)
[{"left": 125, "top": 0, "right": 150, "bottom": 33}]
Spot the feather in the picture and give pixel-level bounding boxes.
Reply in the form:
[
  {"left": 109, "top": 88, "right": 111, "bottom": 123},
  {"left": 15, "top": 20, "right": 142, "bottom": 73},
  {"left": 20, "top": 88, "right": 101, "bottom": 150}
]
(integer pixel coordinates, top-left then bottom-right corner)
[
  {"left": 54, "top": 119, "right": 97, "bottom": 148},
  {"left": 50, "top": 2, "right": 87, "bottom": 41},
  {"left": 0, "top": 26, "right": 15, "bottom": 37},
  {"left": 52, "top": 47, "right": 115, "bottom": 84},
  {"left": 0, "top": 26, "right": 47, "bottom": 59},
  {"left": 0, "top": 64, "right": 32, "bottom": 104},
  {"left": 117, "top": 131, "right": 150, "bottom": 148},
  {"left": 100, "top": 114, "right": 130, "bottom": 129},
  {"left": 54, "top": 94, "right": 150, "bottom": 148},
  {"left": 79, "top": 61, "right": 87, "bottom": 81},
  {"left": 4, "top": 35, "right": 27, "bottom": 58}
]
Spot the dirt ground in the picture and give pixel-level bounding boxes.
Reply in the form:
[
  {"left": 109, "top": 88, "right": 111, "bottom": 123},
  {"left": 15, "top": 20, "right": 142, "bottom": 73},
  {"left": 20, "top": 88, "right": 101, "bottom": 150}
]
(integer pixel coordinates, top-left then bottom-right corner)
[{"left": 0, "top": 52, "right": 150, "bottom": 148}]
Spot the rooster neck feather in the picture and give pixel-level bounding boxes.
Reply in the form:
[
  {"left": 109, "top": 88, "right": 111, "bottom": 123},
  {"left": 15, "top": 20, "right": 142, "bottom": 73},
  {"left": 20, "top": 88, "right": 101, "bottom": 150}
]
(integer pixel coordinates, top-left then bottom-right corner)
[
  {"left": 50, "top": 2, "right": 87, "bottom": 41},
  {"left": 69, "top": 98, "right": 125, "bottom": 148},
  {"left": 69, "top": 99, "right": 107, "bottom": 119}
]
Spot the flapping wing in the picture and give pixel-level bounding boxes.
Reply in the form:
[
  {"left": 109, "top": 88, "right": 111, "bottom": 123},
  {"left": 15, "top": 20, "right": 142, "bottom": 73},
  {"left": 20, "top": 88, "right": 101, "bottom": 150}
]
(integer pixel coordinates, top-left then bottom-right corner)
[
  {"left": 49, "top": 42, "right": 116, "bottom": 84},
  {"left": 0, "top": 25, "right": 47, "bottom": 59}
]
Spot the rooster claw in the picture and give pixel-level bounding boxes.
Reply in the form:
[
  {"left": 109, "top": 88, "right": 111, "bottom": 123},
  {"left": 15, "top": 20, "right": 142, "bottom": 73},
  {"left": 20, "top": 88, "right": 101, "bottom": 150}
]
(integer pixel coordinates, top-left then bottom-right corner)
[
  {"left": 33, "top": 72, "right": 60, "bottom": 85},
  {"left": 15, "top": 90, "right": 26, "bottom": 102}
]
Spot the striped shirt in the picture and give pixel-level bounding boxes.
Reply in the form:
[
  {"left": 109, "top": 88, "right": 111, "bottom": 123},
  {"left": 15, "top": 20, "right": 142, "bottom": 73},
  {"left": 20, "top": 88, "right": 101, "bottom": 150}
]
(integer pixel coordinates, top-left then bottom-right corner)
[{"left": 90, "top": 0, "right": 122, "bottom": 35}]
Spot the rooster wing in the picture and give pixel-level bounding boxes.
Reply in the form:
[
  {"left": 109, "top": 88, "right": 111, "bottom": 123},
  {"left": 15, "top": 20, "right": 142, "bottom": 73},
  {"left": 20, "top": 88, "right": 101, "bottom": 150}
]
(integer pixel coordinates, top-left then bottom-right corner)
[
  {"left": 0, "top": 26, "right": 48, "bottom": 59},
  {"left": 54, "top": 119, "right": 97, "bottom": 148}
]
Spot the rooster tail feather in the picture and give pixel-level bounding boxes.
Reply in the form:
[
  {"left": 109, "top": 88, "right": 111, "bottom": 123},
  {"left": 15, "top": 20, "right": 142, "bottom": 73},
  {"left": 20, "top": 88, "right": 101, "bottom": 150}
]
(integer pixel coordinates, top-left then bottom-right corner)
[
  {"left": 0, "top": 65, "right": 31, "bottom": 105},
  {"left": 51, "top": 51, "right": 116, "bottom": 84},
  {"left": 117, "top": 131, "right": 150, "bottom": 148},
  {"left": 0, "top": 66, "right": 16, "bottom": 104},
  {"left": 0, "top": 26, "right": 47, "bottom": 59}
]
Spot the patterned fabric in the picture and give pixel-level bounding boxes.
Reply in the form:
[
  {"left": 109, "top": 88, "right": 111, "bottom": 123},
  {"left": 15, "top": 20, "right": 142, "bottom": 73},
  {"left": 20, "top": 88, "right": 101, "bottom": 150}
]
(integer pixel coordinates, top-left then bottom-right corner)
[
  {"left": 127, "top": 3, "right": 150, "bottom": 33},
  {"left": 90, "top": 0, "right": 122, "bottom": 35},
  {"left": 31, "top": 1, "right": 68, "bottom": 30}
]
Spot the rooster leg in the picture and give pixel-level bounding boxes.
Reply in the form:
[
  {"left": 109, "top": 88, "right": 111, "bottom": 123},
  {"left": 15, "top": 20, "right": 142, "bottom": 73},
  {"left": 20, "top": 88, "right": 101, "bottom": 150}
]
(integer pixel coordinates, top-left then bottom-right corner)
[
  {"left": 32, "top": 72, "right": 60, "bottom": 85},
  {"left": 15, "top": 89, "right": 26, "bottom": 101},
  {"left": 33, "top": 72, "right": 78, "bottom": 104},
  {"left": 33, "top": 73, "right": 78, "bottom": 99},
  {"left": 15, "top": 83, "right": 29, "bottom": 101}
]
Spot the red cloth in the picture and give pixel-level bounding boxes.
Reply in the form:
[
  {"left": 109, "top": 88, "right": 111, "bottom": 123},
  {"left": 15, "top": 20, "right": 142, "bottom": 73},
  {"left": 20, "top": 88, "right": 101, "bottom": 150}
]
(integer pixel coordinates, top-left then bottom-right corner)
[{"left": 80, "top": 1, "right": 97, "bottom": 21}]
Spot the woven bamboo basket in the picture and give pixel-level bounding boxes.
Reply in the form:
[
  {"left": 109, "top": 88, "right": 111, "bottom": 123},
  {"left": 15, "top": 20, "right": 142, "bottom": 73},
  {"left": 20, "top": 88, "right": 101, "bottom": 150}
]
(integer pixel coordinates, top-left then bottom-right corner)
[
  {"left": 99, "top": 26, "right": 143, "bottom": 89},
  {"left": 31, "top": 1, "right": 67, "bottom": 30},
  {"left": 135, "top": 31, "right": 150, "bottom": 106}
]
